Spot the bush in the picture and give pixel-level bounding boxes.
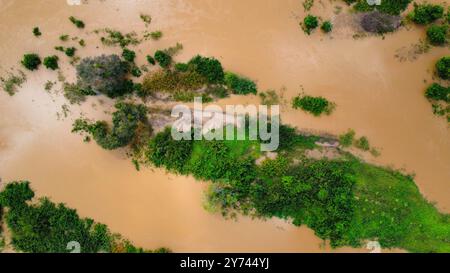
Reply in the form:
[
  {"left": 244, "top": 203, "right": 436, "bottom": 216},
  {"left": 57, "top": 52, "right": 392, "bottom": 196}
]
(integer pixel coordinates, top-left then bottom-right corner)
[
  {"left": 148, "top": 127, "right": 193, "bottom": 173},
  {"left": 339, "top": 129, "right": 355, "bottom": 147},
  {"left": 361, "top": 11, "right": 402, "bottom": 33},
  {"left": 354, "top": 136, "right": 370, "bottom": 151},
  {"left": 59, "top": 34, "right": 69, "bottom": 41},
  {"left": 354, "top": 0, "right": 412, "bottom": 15},
  {"left": 76, "top": 54, "right": 131, "bottom": 98},
  {"left": 175, "top": 63, "right": 189, "bottom": 72},
  {"left": 224, "top": 72, "right": 257, "bottom": 95},
  {"left": 122, "top": 48, "right": 136, "bottom": 62},
  {"left": 43, "top": 55, "right": 59, "bottom": 70},
  {"left": 130, "top": 66, "right": 142, "bottom": 77},
  {"left": 321, "top": 21, "right": 333, "bottom": 33},
  {"left": 69, "top": 16, "right": 85, "bottom": 28},
  {"left": 154, "top": 50, "right": 172, "bottom": 68},
  {"left": 435, "top": 56, "right": 450, "bottom": 80},
  {"left": 32, "top": 27, "right": 41, "bottom": 37},
  {"left": 303, "top": 15, "right": 319, "bottom": 34},
  {"left": 187, "top": 55, "right": 225, "bottom": 84},
  {"left": 72, "top": 102, "right": 149, "bottom": 150},
  {"left": 65, "top": 47, "right": 76, "bottom": 57},
  {"left": 146, "top": 55, "right": 156, "bottom": 65},
  {"left": 425, "top": 83, "right": 449, "bottom": 102},
  {"left": 141, "top": 69, "right": 207, "bottom": 97},
  {"left": 426, "top": 25, "right": 447, "bottom": 45},
  {"left": 63, "top": 83, "right": 96, "bottom": 104},
  {"left": 0, "top": 181, "right": 34, "bottom": 208},
  {"left": 21, "top": 53, "right": 41, "bottom": 70},
  {"left": 1, "top": 70, "right": 26, "bottom": 96},
  {"left": 409, "top": 3, "right": 444, "bottom": 25},
  {"left": 292, "top": 94, "right": 334, "bottom": 116},
  {"left": 150, "top": 31, "right": 162, "bottom": 40}
]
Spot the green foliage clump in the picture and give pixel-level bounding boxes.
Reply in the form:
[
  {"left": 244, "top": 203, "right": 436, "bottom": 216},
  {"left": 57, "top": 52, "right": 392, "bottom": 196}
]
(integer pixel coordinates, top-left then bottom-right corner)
[
  {"left": 122, "top": 48, "right": 136, "bottom": 62},
  {"left": 354, "top": 136, "right": 370, "bottom": 151},
  {"left": 187, "top": 55, "right": 225, "bottom": 84},
  {"left": 140, "top": 14, "right": 152, "bottom": 24},
  {"left": 353, "top": 0, "right": 412, "bottom": 15},
  {"left": 435, "top": 56, "right": 450, "bottom": 80},
  {"left": 59, "top": 34, "right": 69, "bottom": 41},
  {"left": 69, "top": 16, "right": 85, "bottom": 28},
  {"left": 259, "top": 90, "right": 279, "bottom": 105},
  {"left": 21, "top": 53, "right": 41, "bottom": 70},
  {"left": 130, "top": 66, "right": 142, "bottom": 77},
  {"left": 154, "top": 50, "right": 172, "bottom": 68},
  {"left": 292, "top": 94, "right": 335, "bottom": 116},
  {"left": 99, "top": 29, "right": 141, "bottom": 48},
  {"left": 79, "top": 39, "right": 86, "bottom": 47},
  {"left": 72, "top": 102, "right": 149, "bottom": 150},
  {"left": 147, "top": 127, "right": 193, "bottom": 173},
  {"left": 0, "top": 181, "right": 164, "bottom": 253},
  {"left": 321, "top": 21, "right": 333, "bottom": 33},
  {"left": 63, "top": 83, "right": 96, "bottom": 104},
  {"left": 425, "top": 83, "right": 449, "bottom": 102},
  {"left": 426, "top": 25, "right": 447, "bottom": 45},
  {"left": 150, "top": 31, "right": 162, "bottom": 40},
  {"left": 76, "top": 54, "right": 131, "bottom": 98},
  {"left": 302, "top": 15, "right": 319, "bottom": 34},
  {"left": 142, "top": 69, "right": 207, "bottom": 96},
  {"left": 146, "top": 55, "right": 156, "bottom": 65},
  {"left": 65, "top": 47, "right": 76, "bottom": 57},
  {"left": 1, "top": 70, "right": 26, "bottom": 96},
  {"left": 224, "top": 72, "right": 257, "bottom": 95},
  {"left": 409, "top": 3, "right": 444, "bottom": 25},
  {"left": 339, "top": 129, "right": 355, "bottom": 147},
  {"left": 175, "top": 63, "right": 189, "bottom": 72},
  {"left": 43, "top": 55, "right": 59, "bottom": 70},
  {"left": 32, "top": 27, "right": 41, "bottom": 37}
]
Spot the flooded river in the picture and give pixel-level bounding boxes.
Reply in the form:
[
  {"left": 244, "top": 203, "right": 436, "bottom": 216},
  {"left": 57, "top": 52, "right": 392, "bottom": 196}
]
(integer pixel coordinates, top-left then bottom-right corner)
[{"left": 0, "top": 0, "right": 448, "bottom": 252}]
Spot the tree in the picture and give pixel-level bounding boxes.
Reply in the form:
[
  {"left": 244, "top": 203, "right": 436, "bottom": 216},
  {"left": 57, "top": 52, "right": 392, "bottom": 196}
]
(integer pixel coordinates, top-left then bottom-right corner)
[
  {"left": 21, "top": 53, "right": 41, "bottom": 70},
  {"left": 224, "top": 72, "right": 257, "bottom": 95},
  {"left": 0, "top": 181, "right": 34, "bottom": 208},
  {"left": 426, "top": 25, "right": 447, "bottom": 45},
  {"left": 303, "top": 15, "right": 318, "bottom": 34},
  {"left": 409, "top": 3, "right": 444, "bottom": 25},
  {"left": 435, "top": 56, "right": 450, "bottom": 80},
  {"left": 321, "top": 21, "right": 333, "bottom": 33},
  {"left": 65, "top": 47, "right": 76, "bottom": 57},
  {"left": 187, "top": 55, "right": 225, "bottom": 84},
  {"left": 154, "top": 50, "right": 172, "bottom": 68},
  {"left": 43, "top": 55, "right": 59, "bottom": 70},
  {"left": 122, "top": 48, "right": 136, "bottom": 62},
  {"left": 425, "top": 83, "right": 449, "bottom": 102},
  {"left": 32, "top": 27, "right": 41, "bottom": 37},
  {"left": 69, "top": 16, "right": 85, "bottom": 28},
  {"left": 76, "top": 54, "right": 131, "bottom": 98}
]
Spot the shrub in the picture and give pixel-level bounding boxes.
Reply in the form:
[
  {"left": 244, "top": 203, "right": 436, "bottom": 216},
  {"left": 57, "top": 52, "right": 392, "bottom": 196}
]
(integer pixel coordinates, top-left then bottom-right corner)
[
  {"left": 360, "top": 11, "right": 402, "bottom": 33},
  {"left": 1, "top": 70, "right": 26, "bottom": 96},
  {"left": 69, "top": 16, "right": 85, "bottom": 28},
  {"left": 21, "top": 53, "right": 41, "bottom": 70},
  {"left": 426, "top": 25, "right": 447, "bottom": 45},
  {"left": 354, "top": 0, "right": 412, "bottom": 15},
  {"left": 146, "top": 55, "right": 156, "bottom": 65},
  {"left": 72, "top": 102, "right": 149, "bottom": 150},
  {"left": 425, "top": 83, "right": 449, "bottom": 102},
  {"left": 122, "top": 48, "right": 136, "bottom": 62},
  {"left": 59, "top": 34, "right": 69, "bottom": 41},
  {"left": 65, "top": 47, "right": 76, "bottom": 57},
  {"left": 131, "top": 66, "right": 142, "bottom": 77},
  {"left": 150, "top": 31, "right": 162, "bottom": 40},
  {"left": 32, "top": 27, "right": 41, "bottom": 37},
  {"left": 43, "top": 55, "right": 59, "bottom": 70},
  {"left": 63, "top": 83, "right": 96, "bottom": 104},
  {"left": 100, "top": 29, "right": 140, "bottom": 48},
  {"left": 339, "top": 129, "right": 355, "bottom": 147},
  {"left": 76, "top": 54, "right": 131, "bottom": 98},
  {"left": 224, "top": 72, "right": 257, "bottom": 95},
  {"left": 148, "top": 127, "right": 193, "bottom": 173},
  {"left": 154, "top": 50, "right": 172, "bottom": 68},
  {"left": 435, "top": 56, "right": 450, "bottom": 80},
  {"left": 175, "top": 63, "right": 189, "bottom": 72},
  {"left": 79, "top": 39, "right": 86, "bottom": 47},
  {"left": 0, "top": 181, "right": 34, "bottom": 208},
  {"left": 409, "top": 3, "right": 444, "bottom": 25},
  {"left": 259, "top": 89, "right": 279, "bottom": 105},
  {"left": 292, "top": 94, "right": 334, "bottom": 116},
  {"left": 187, "top": 55, "right": 225, "bottom": 84},
  {"left": 354, "top": 136, "right": 370, "bottom": 151},
  {"left": 321, "top": 21, "right": 333, "bottom": 33},
  {"left": 303, "top": 15, "right": 319, "bottom": 34}
]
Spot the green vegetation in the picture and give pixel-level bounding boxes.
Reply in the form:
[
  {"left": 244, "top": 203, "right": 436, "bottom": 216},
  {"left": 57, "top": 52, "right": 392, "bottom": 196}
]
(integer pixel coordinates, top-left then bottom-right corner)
[
  {"left": 72, "top": 102, "right": 150, "bottom": 150},
  {"left": 32, "top": 27, "right": 41, "bottom": 37},
  {"left": 187, "top": 55, "right": 225, "bottom": 84},
  {"left": 224, "top": 72, "right": 257, "bottom": 95},
  {"left": 140, "top": 14, "right": 152, "bottom": 24},
  {"left": 142, "top": 69, "right": 206, "bottom": 97},
  {"left": 122, "top": 48, "right": 136, "bottom": 62},
  {"left": 436, "top": 56, "right": 450, "bottom": 80},
  {"left": 59, "top": 34, "right": 69, "bottom": 41},
  {"left": 303, "top": 0, "right": 314, "bottom": 11},
  {"left": 147, "top": 124, "right": 449, "bottom": 252},
  {"left": 425, "top": 83, "right": 449, "bottom": 102},
  {"left": 0, "top": 181, "right": 169, "bottom": 253},
  {"left": 426, "top": 25, "right": 447, "bottom": 45},
  {"left": 149, "top": 31, "right": 163, "bottom": 40},
  {"left": 339, "top": 129, "right": 376, "bottom": 153},
  {"left": 321, "top": 21, "right": 333, "bottom": 33},
  {"left": 339, "top": 129, "right": 355, "bottom": 148},
  {"left": 76, "top": 54, "right": 132, "bottom": 98},
  {"left": 99, "top": 28, "right": 140, "bottom": 48},
  {"left": 354, "top": 136, "right": 370, "bottom": 151},
  {"left": 353, "top": 0, "right": 412, "bottom": 15},
  {"left": 79, "top": 39, "right": 86, "bottom": 47},
  {"left": 1, "top": 70, "right": 26, "bottom": 96},
  {"left": 43, "top": 55, "right": 59, "bottom": 70},
  {"left": 154, "top": 50, "right": 172, "bottom": 68},
  {"left": 259, "top": 90, "right": 279, "bottom": 105},
  {"left": 292, "top": 94, "right": 335, "bottom": 116},
  {"left": 21, "top": 53, "right": 41, "bottom": 70},
  {"left": 302, "top": 15, "right": 319, "bottom": 34},
  {"left": 65, "top": 47, "right": 76, "bottom": 57},
  {"left": 69, "top": 16, "right": 85, "bottom": 28},
  {"left": 63, "top": 83, "right": 96, "bottom": 104},
  {"left": 408, "top": 3, "right": 444, "bottom": 25},
  {"left": 146, "top": 55, "right": 156, "bottom": 65}
]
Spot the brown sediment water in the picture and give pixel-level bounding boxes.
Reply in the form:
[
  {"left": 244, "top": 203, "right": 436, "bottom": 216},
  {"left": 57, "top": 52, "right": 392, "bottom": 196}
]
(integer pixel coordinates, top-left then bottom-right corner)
[{"left": 0, "top": 0, "right": 448, "bottom": 252}]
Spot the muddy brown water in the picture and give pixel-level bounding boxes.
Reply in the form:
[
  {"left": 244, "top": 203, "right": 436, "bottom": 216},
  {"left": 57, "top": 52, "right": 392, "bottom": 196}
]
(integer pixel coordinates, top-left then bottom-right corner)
[{"left": 0, "top": 0, "right": 448, "bottom": 252}]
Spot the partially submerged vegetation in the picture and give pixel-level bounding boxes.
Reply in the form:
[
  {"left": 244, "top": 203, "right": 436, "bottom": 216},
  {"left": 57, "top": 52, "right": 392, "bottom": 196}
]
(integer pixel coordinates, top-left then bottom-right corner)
[
  {"left": 0, "top": 181, "right": 170, "bottom": 253},
  {"left": 292, "top": 94, "right": 335, "bottom": 116},
  {"left": 1, "top": 70, "right": 26, "bottom": 96},
  {"left": 424, "top": 56, "right": 450, "bottom": 123}
]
